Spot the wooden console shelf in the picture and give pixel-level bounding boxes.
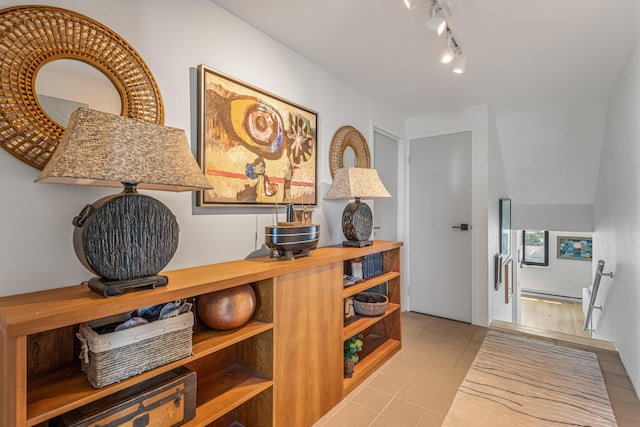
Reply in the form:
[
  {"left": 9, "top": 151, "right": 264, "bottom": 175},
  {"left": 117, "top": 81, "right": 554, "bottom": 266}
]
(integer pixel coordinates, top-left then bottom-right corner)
[
  {"left": 0, "top": 240, "right": 402, "bottom": 427},
  {"left": 343, "top": 271, "right": 401, "bottom": 298},
  {"left": 342, "top": 244, "right": 403, "bottom": 396},
  {"left": 343, "top": 303, "right": 401, "bottom": 341}
]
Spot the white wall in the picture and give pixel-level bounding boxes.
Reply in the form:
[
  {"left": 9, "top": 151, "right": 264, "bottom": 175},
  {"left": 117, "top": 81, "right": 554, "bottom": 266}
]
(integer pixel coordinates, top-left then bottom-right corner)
[
  {"left": 593, "top": 38, "right": 640, "bottom": 396},
  {"left": 512, "top": 204, "right": 593, "bottom": 232},
  {"left": 0, "top": 0, "right": 404, "bottom": 297},
  {"left": 496, "top": 101, "right": 607, "bottom": 206},
  {"left": 519, "top": 231, "right": 592, "bottom": 299},
  {"left": 405, "top": 105, "right": 499, "bottom": 327}
]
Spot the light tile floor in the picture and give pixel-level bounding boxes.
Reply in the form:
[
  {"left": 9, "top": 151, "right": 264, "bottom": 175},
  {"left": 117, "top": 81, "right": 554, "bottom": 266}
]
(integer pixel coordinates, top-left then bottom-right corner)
[{"left": 313, "top": 312, "right": 640, "bottom": 427}]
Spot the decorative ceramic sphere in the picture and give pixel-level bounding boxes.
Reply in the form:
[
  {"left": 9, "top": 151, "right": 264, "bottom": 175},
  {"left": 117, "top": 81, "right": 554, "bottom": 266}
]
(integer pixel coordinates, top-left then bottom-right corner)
[{"left": 197, "top": 284, "right": 256, "bottom": 330}]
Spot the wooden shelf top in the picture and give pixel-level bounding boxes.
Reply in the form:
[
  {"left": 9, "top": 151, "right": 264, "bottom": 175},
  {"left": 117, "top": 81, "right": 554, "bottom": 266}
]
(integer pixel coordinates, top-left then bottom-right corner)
[
  {"left": 185, "top": 364, "right": 273, "bottom": 426},
  {"left": 343, "top": 303, "right": 401, "bottom": 340},
  {"left": 342, "top": 272, "right": 401, "bottom": 299},
  {"left": 0, "top": 241, "right": 402, "bottom": 338}
]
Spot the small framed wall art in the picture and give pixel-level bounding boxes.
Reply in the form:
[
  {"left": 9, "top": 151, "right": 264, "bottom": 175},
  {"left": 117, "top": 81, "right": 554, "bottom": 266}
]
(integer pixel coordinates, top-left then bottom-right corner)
[
  {"left": 499, "top": 198, "right": 511, "bottom": 259},
  {"left": 557, "top": 236, "right": 592, "bottom": 261},
  {"left": 197, "top": 65, "right": 318, "bottom": 206}
]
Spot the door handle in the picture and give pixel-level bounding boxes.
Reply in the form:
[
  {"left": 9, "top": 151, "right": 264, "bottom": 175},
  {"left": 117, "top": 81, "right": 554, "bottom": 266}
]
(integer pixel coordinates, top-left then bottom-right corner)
[{"left": 452, "top": 223, "right": 470, "bottom": 231}]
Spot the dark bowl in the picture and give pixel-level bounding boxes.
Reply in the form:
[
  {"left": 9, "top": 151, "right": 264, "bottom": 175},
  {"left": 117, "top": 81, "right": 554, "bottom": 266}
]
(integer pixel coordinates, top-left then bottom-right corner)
[{"left": 265, "top": 224, "right": 320, "bottom": 253}]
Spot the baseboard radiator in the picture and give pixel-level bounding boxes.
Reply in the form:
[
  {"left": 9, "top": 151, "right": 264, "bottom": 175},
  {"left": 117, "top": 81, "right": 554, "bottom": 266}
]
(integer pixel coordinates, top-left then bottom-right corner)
[{"left": 521, "top": 289, "right": 582, "bottom": 303}]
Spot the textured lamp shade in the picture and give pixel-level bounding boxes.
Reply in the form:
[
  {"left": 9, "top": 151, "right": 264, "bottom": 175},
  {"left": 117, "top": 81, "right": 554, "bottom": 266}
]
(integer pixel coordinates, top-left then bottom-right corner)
[
  {"left": 324, "top": 167, "right": 391, "bottom": 200},
  {"left": 36, "top": 108, "right": 211, "bottom": 191},
  {"left": 324, "top": 167, "right": 391, "bottom": 247},
  {"left": 35, "top": 108, "right": 212, "bottom": 297}
]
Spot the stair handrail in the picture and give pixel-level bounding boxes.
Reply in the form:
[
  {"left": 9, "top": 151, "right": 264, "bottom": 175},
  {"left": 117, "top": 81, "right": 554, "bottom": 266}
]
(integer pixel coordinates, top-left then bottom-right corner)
[{"left": 584, "top": 259, "right": 614, "bottom": 334}]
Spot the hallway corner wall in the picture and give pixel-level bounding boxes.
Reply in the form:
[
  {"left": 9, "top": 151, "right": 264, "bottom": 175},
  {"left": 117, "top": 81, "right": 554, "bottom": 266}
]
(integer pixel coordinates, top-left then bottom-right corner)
[{"left": 593, "top": 37, "right": 640, "bottom": 398}]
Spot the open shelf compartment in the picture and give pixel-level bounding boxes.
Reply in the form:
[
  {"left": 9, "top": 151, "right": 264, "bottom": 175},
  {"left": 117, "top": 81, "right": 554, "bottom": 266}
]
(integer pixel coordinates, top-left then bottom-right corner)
[
  {"left": 343, "top": 303, "right": 400, "bottom": 341},
  {"left": 342, "top": 272, "right": 400, "bottom": 299},
  {"left": 183, "top": 363, "right": 273, "bottom": 426},
  {"left": 185, "top": 329, "right": 273, "bottom": 426},
  {"left": 343, "top": 334, "right": 401, "bottom": 396},
  {"left": 26, "top": 320, "right": 273, "bottom": 425}
]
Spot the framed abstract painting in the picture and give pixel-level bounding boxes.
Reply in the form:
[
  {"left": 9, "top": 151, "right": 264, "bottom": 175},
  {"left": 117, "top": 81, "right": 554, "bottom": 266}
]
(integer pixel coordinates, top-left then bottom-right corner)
[{"left": 197, "top": 64, "right": 317, "bottom": 206}]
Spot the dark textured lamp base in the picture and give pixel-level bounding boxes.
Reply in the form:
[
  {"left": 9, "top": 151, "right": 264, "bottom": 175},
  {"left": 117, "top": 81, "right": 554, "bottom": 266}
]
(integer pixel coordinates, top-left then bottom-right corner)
[
  {"left": 73, "top": 183, "right": 179, "bottom": 298},
  {"left": 342, "top": 240, "right": 373, "bottom": 247},
  {"left": 342, "top": 199, "right": 374, "bottom": 247},
  {"left": 88, "top": 275, "right": 168, "bottom": 297}
]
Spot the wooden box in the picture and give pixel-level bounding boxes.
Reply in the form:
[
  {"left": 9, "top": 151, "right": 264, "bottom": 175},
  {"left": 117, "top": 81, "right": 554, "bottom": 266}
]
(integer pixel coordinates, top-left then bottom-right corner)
[{"left": 54, "top": 367, "right": 196, "bottom": 426}]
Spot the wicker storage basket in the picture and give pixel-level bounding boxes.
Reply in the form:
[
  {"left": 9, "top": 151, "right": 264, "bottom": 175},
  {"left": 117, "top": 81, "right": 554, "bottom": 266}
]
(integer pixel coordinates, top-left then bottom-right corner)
[
  {"left": 77, "top": 311, "right": 194, "bottom": 389},
  {"left": 353, "top": 292, "right": 388, "bottom": 317}
]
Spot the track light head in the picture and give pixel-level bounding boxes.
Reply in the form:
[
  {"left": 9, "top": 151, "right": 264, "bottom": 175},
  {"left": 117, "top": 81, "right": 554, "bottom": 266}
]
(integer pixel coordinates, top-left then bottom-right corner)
[
  {"left": 403, "top": 0, "right": 421, "bottom": 10},
  {"left": 453, "top": 55, "right": 466, "bottom": 74},
  {"left": 426, "top": 15, "right": 446, "bottom": 36},
  {"left": 425, "top": 1, "right": 446, "bottom": 36},
  {"left": 440, "top": 46, "right": 454, "bottom": 64},
  {"left": 441, "top": 35, "right": 454, "bottom": 64}
]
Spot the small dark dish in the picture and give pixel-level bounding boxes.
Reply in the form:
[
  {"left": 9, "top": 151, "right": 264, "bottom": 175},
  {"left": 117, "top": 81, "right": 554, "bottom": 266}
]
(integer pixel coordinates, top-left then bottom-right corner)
[{"left": 265, "top": 224, "right": 320, "bottom": 260}]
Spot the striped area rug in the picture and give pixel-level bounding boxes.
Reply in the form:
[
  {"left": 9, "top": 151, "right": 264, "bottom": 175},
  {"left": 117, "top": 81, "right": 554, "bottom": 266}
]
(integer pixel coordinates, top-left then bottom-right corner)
[{"left": 443, "top": 331, "right": 617, "bottom": 426}]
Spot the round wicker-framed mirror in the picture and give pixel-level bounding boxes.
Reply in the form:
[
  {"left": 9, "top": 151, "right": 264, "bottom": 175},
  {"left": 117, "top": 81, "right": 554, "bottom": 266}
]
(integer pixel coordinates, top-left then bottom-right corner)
[
  {"left": 329, "top": 126, "right": 371, "bottom": 178},
  {"left": 0, "top": 5, "right": 164, "bottom": 170}
]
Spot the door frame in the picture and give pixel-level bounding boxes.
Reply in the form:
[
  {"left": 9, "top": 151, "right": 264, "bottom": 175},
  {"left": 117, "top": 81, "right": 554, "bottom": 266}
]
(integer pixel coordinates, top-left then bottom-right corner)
[
  {"left": 369, "top": 122, "right": 406, "bottom": 309},
  {"left": 405, "top": 124, "right": 488, "bottom": 326},
  {"left": 370, "top": 124, "right": 404, "bottom": 241}
]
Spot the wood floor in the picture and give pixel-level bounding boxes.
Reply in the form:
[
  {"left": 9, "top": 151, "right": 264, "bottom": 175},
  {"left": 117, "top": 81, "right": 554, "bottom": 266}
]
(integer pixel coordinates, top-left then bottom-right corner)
[{"left": 520, "top": 295, "right": 592, "bottom": 338}]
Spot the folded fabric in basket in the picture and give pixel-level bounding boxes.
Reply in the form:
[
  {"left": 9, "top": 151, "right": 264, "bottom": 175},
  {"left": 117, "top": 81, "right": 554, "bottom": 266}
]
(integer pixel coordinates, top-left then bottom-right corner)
[{"left": 93, "top": 300, "right": 192, "bottom": 334}]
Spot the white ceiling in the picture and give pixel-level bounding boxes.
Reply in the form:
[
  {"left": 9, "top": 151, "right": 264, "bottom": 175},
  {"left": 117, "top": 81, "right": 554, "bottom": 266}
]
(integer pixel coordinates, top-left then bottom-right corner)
[{"left": 210, "top": 0, "right": 639, "bottom": 117}]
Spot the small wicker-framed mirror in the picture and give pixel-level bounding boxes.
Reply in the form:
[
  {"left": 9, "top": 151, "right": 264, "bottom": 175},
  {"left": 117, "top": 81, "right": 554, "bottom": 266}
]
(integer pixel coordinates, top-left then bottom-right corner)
[
  {"left": 329, "top": 126, "right": 371, "bottom": 178},
  {"left": 0, "top": 5, "right": 164, "bottom": 170}
]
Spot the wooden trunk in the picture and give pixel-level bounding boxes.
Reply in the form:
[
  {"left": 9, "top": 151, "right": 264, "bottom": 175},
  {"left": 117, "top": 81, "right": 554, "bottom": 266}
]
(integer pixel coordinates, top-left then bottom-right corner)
[{"left": 54, "top": 367, "right": 196, "bottom": 426}]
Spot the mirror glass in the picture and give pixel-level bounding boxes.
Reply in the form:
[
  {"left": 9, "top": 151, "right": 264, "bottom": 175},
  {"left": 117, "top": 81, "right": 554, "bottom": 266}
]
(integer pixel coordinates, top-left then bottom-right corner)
[
  {"left": 343, "top": 146, "right": 357, "bottom": 167},
  {"left": 500, "top": 198, "right": 511, "bottom": 257},
  {"left": 35, "top": 59, "right": 122, "bottom": 127}
]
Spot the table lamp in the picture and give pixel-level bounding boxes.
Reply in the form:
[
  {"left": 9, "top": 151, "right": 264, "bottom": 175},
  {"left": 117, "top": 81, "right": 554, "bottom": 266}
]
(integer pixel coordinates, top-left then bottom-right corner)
[
  {"left": 324, "top": 167, "right": 391, "bottom": 247},
  {"left": 35, "top": 108, "right": 212, "bottom": 297}
]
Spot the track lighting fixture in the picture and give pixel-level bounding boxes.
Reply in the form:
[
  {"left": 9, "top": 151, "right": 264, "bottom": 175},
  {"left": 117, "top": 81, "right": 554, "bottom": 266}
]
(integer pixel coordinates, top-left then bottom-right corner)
[
  {"left": 403, "top": 0, "right": 466, "bottom": 74},
  {"left": 425, "top": 2, "right": 446, "bottom": 36}
]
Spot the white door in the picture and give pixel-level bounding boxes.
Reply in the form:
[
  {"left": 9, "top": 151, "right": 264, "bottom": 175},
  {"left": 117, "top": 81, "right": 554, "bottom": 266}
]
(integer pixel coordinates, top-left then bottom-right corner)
[
  {"left": 409, "top": 131, "right": 472, "bottom": 322},
  {"left": 373, "top": 130, "right": 398, "bottom": 241}
]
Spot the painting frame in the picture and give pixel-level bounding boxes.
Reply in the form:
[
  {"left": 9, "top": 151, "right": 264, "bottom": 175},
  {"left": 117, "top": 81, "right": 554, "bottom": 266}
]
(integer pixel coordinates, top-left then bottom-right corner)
[
  {"left": 494, "top": 253, "right": 503, "bottom": 290},
  {"left": 557, "top": 236, "right": 593, "bottom": 261},
  {"left": 504, "top": 258, "right": 513, "bottom": 303},
  {"left": 499, "top": 198, "right": 511, "bottom": 258},
  {"left": 197, "top": 64, "right": 318, "bottom": 207}
]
